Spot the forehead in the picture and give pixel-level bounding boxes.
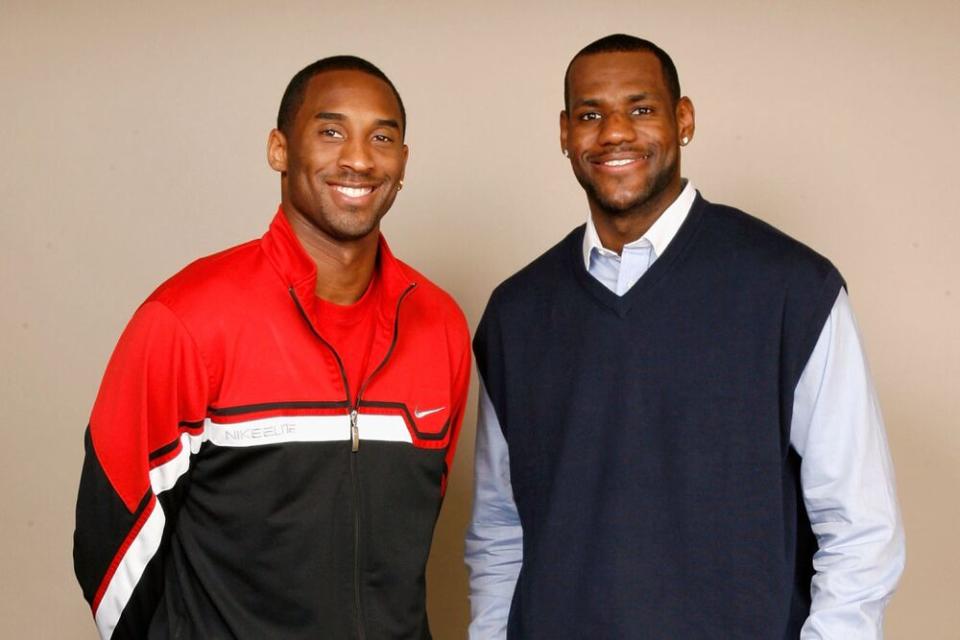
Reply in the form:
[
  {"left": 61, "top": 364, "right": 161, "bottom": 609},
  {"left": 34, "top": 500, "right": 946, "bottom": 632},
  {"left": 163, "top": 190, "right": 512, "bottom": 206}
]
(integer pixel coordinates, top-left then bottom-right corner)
[
  {"left": 297, "top": 69, "right": 402, "bottom": 124},
  {"left": 567, "top": 51, "right": 668, "bottom": 104}
]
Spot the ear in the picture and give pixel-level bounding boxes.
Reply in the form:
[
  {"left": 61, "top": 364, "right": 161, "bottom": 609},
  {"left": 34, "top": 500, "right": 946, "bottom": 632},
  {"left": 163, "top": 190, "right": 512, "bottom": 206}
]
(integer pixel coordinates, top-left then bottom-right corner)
[
  {"left": 676, "top": 97, "right": 695, "bottom": 145},
  {"left": 559, "top": 110, "right": 569, "bottom": 155},
  {"left": 267, "top": 128, "right": 288, "bottom": 173}
]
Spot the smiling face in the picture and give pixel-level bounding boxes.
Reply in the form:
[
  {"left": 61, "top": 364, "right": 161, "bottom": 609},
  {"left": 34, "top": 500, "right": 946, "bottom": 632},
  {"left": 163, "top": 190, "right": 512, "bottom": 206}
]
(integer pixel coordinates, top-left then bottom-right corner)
[
  {"left": 268, "top": 69, "right": 408, "bottom": 243},
  {"left": 561, "top": 50, "right": 694, "bottom": 221}
]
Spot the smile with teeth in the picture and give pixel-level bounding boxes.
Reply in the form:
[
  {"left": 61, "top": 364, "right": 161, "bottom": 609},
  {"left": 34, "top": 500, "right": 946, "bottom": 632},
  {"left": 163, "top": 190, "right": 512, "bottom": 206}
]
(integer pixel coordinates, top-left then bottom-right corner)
[
  {"left": 599, "top": 155, "right": 650, "bottom": 167},
  {"left": 332, "top": 185, "right": 375, "bottom": 198}
]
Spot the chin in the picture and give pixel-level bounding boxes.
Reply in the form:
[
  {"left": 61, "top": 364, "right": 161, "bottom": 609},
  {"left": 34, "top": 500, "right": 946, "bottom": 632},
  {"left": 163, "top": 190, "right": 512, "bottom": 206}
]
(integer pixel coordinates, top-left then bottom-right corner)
[
  {"left": 593, "top": 190, "right": 653, "bottom": 216},
  {"left": 326, "top": 216, "right": 383, "bottom": 242},
  {"left": 592, "top": 173, "right": 676, "bottom": 217},
  {"left": 326, "top": 226, "right": 378, "bottom": 243}
]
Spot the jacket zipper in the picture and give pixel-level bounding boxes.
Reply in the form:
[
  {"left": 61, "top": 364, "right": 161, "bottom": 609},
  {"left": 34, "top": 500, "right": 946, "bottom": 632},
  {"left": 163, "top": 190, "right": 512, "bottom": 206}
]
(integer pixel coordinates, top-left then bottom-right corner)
[
  {"left": 349, "top": 420, "right": 363, "bottom": 639},
  {"left": 289, "top": 283, "right": 416, "bottom": 640}
]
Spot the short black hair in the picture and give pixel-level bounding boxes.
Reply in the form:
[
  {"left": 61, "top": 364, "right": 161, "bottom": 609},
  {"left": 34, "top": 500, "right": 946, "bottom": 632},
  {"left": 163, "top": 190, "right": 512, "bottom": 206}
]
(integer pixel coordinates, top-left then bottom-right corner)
[
  {"left": 276, "top": 55, "right": 406, "bottom": 140},
  {"left": 564, "top": 34, "right": 681, "bottom": 110}
]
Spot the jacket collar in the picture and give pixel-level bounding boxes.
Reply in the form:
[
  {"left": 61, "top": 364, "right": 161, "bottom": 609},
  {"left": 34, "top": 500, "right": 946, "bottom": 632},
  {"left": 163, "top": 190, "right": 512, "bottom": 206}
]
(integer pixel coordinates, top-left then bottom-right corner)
[{"left": 260, "top": 206, "right": 416, "bottom": 321}]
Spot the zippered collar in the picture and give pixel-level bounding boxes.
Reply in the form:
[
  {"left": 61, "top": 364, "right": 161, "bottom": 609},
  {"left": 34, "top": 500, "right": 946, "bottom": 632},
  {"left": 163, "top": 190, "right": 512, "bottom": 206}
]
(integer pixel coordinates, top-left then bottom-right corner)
[{"left": 260, "top": 206, "right": 417, "bottom": 326}]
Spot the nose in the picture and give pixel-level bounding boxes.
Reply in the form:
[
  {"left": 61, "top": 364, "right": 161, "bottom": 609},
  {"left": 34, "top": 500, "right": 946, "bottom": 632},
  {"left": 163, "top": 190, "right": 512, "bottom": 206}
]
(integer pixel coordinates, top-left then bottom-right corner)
[
  {"left": 339, "top": 136, "right": 374, "bottom": 174},
  {"left": 597, "top": 111, "right": 636, "bottom": 146}
]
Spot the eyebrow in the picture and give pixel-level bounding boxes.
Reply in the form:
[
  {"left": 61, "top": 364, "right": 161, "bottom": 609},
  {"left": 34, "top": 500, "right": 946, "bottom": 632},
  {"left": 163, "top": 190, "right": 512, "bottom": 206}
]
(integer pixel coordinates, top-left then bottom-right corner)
[
  {"left": 575, "top": 99, "right": 604, "bottom": 109},
  {"left": 312, "top": 112, "right": 400, "bottom": 132},
  {"left": 574, "top": 93, "right": 652, "bottom": 109},
  {"left": 375, "top": 118, "right": 401, "bottom": 131}
]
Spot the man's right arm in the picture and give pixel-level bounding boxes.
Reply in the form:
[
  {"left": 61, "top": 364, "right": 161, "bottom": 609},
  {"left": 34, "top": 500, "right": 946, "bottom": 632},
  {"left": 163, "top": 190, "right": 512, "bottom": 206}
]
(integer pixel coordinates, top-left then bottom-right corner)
[
  {"left": 74, "top": 301, "right": 208, "bottom": 639},
  {"left": 465, "top": 379, "right": 523, "bottom": 640}
]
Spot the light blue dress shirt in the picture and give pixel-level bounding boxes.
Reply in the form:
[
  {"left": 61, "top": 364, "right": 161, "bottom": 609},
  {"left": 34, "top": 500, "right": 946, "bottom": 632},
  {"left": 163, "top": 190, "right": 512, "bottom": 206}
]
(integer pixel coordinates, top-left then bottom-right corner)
[{"left": 465, "top": 181, "right": 905, "bottom": 639}]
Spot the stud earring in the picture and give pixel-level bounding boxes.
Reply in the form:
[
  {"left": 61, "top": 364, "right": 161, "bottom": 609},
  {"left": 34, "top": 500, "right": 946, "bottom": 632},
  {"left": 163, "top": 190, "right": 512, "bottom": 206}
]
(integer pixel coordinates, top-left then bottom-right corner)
[
  {"left": 563, "top": 149, "right": 569, "bottom": 157},
  {"left": 681, "top": 136, "right": 690, "bottom": 146},
  {"left": 397, "top": 179, "right": 404, "bottom": 191}
]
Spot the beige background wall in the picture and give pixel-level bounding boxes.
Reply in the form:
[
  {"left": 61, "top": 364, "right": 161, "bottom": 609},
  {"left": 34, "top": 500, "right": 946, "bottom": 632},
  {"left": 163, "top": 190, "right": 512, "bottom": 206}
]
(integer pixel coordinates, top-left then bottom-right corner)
[{"left": 2, "top": 1, "right": 957, "bottom": 637}]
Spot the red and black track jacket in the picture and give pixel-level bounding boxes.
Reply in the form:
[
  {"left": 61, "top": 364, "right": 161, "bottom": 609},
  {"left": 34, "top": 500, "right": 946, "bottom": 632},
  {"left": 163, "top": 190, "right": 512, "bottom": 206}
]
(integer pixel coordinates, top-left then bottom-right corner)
[{"left": 73, "top": 209, "right": 471, "bottom": 639}]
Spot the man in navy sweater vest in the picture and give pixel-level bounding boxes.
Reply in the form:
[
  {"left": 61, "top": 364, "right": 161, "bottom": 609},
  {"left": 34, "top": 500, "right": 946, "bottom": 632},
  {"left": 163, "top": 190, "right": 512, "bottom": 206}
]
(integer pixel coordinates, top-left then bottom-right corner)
[{"left": 466, "top": 34, "right": 904, "bottom": 639}]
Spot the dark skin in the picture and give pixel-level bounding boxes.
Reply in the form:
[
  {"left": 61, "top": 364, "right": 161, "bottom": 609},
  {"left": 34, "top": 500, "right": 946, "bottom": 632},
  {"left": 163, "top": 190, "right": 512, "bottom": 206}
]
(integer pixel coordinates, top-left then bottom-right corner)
[
  {"left": 267, "top": 70, "right": 408, "bottom": 304},
  {"left": 561, "top": 51, "right": 695, "bottom": 254}
]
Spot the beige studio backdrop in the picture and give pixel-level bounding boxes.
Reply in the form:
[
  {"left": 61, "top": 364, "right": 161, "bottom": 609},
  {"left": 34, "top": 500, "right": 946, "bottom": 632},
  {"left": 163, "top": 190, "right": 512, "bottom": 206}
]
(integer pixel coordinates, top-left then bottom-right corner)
[{"left": 2, "top": 1, "right": 958, "bottom": 638}]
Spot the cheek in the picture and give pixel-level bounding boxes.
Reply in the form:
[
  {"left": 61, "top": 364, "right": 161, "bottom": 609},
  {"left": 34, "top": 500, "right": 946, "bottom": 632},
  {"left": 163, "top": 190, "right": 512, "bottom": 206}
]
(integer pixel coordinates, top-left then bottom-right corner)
[
  {"left": 297, "top": 141, "right": 338, "bottom": 168},
  {"left": 649, "top": 122, "right": 677, "bottom": 144},
  {"left": 285, "top": 152, "right": 312, "bottom": 180},
  {"left": 570, "top": 129, "right": 593, "bottom": 150},
  {"left": 378, "top": 152, "right": 406, "bottom": 176}
]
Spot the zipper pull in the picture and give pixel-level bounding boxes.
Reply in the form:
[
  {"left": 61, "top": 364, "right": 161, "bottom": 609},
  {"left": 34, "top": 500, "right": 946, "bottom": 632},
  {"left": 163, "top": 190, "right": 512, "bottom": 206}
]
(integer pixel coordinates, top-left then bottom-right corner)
[{"left": 350, "top": 409, "right": 359, "bottom": 452}]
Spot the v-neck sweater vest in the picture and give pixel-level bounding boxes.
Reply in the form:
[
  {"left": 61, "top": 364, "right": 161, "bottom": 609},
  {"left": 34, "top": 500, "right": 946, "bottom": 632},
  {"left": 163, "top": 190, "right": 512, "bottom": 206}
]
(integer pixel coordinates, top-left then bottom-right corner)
[{"left": 474, "top": 194, "right": 844, "bottom": 639}]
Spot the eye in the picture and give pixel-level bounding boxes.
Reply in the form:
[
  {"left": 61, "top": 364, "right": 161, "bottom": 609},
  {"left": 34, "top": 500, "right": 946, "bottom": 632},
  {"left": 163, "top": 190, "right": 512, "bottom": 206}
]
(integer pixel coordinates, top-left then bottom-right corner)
[
  {"left": 631, "top": 106, "right": 653, "bottom": 116},
  {"left": 372, "top": 134, "right": 393, "bottom": 143},
  {"left": 320, "top": 128, "right": 344, "bottom": 139},
  {"left": 578, "top": 112, "right": 601, "bottom": 121}
]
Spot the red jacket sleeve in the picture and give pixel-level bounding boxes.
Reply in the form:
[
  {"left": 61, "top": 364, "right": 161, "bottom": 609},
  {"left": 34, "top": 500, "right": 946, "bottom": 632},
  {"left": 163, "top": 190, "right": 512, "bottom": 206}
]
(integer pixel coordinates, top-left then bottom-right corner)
[
  {"left": 440, "top": 311, "right": 472, "bottom": 496},
  {"left": 73, "top": 301, "right": 209, "bottom": 639}
]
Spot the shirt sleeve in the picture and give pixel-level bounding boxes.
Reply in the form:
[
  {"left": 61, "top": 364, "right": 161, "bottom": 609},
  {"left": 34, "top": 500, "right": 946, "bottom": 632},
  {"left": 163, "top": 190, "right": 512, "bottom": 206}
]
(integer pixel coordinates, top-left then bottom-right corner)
[
  {"left": 441, "top": 320, "right": 473, "bottom": 496},
  {"left": 73, "top": 301, "right": 209, "bottom": 639},
  {"left": 465, "top": 379, "right": 523, "bottom": 640},
  {"left": 790, "top": 289, "right": 906, "bottom": 639}
]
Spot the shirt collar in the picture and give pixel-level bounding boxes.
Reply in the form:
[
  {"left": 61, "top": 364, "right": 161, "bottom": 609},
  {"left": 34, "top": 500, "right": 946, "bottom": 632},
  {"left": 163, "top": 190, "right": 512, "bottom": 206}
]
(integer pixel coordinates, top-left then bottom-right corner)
[{"left": 582, "top": 179, "right": 697, "bottom": 270}]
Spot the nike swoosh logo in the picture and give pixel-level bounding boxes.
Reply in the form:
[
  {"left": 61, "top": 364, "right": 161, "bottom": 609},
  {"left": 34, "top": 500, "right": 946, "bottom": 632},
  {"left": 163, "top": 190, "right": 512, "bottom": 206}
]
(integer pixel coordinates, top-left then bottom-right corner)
[{"left": 414, "top": 407, "right": 445, "bottom": 419}]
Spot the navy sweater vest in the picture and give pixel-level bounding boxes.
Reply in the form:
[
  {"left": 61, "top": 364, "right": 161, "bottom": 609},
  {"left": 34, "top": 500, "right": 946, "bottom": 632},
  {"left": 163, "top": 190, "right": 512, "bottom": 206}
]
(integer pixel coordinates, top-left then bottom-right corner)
[{"left": 474, "top": 195, "right": 844, "bottom": 639}]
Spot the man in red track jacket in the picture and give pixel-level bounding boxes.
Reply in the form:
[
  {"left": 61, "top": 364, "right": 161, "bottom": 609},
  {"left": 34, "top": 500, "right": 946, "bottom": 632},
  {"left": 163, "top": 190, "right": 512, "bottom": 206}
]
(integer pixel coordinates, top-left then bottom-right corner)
[{"left": 73, "top": 56, "right": 471, "bottom": 640}]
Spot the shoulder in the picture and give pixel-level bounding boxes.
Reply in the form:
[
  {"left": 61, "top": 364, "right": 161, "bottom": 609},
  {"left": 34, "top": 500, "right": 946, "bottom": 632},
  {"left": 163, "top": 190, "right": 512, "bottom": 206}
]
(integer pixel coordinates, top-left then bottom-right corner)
[
  {"left": 697, "top": 198, "right": 845, "bottom": 359},
  {"left": 698, "top": 198, "right": 839, "bottom": 283},
  {"left": 145, "top": 239, "right": 263, "bottom": 312},
  {"left": 486, "top": 226, "right": 581, "bottom": 313},
  {"left": 396, "top": 259, "right": 470, "bottom": 346},
  {"left": 137, "top": 239, "right": 271, "bottom": 343}
]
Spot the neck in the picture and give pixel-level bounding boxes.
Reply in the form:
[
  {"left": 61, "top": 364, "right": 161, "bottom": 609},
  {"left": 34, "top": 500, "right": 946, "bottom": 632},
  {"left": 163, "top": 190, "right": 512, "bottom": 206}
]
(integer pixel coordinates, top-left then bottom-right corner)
[
  {"left": 590, "top": 179, "right": 682, "bottom": 254},
  {"left": 284, "top": 212, "right": 380, "bottom": 305}
]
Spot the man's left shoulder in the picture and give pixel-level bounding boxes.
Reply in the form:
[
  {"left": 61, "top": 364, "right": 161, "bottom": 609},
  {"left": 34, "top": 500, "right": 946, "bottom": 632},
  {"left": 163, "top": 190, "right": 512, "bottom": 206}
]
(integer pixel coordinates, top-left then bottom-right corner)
[
  {"left": 396, "top": 260, "right": 469, "bottom": 336},
  {"left": 700, "top": 199, "right": 839, "bottom": 279}
]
